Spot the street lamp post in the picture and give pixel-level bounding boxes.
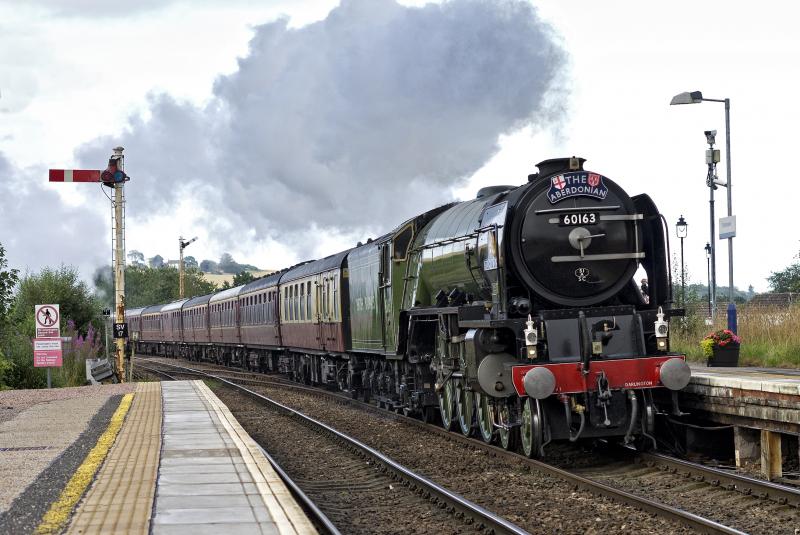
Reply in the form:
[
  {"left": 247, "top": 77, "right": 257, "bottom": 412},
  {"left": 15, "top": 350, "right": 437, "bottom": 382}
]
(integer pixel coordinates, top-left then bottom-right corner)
[
  {"left": 670, "top": 90, "right": 736, "bottom": 332},
  {"left": 675, "top": 215, "right": 688, "bottom": 305},
  {"left": 179, "top": 236, "right": 198, "bottom": 299},
  {"left": 705, "top": 242, "right": 712, "bottom": 319}
]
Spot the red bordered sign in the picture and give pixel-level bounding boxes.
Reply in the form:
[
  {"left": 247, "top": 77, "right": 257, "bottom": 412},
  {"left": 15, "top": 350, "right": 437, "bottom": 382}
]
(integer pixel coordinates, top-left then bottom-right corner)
[{"left": 35, "top": 304, "right": 60, "bottom": 338}]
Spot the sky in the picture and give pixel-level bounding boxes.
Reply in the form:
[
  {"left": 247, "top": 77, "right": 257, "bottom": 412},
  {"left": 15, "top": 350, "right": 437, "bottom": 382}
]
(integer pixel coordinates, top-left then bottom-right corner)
[{"left": 0, "top": 0, "right": 795, "bottom": 293}]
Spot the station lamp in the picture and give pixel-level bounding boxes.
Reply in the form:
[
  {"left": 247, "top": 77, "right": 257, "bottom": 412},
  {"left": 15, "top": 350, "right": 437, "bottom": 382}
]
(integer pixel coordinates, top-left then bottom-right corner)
[{"left": 675, "top": 216, "right": 688, "bottom": 304}]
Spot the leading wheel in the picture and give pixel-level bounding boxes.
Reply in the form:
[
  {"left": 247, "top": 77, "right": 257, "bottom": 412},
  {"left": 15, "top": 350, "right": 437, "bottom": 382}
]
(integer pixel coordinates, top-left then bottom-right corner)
[
  {"left": 438, "top": 378, "right": 456, "bottom": 431},
  {"left": 455, "top": 380, "right": 475, "bottom": 437},
  {"left": 475, "top": 392, "right": 494, "bottom": 444},
  {"left": 521, "top": 398, "right": 544, "bottom": 458}
]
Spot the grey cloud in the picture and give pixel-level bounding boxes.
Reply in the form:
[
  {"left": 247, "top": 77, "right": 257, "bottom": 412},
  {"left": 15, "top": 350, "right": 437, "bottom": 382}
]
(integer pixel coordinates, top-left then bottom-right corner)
[
  {"left": 0, "top": 0, "right": 170, "bottom": 17},
  {"left": 0, "top": 152, "right": 107, "bottom": 277},
  {"left": 77, "top": 0, "right": 567, "bottom": 258}
]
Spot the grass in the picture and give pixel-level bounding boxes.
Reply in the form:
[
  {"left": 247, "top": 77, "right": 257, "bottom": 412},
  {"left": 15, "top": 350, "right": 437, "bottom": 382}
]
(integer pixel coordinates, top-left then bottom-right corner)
[{"left": 671, "top": 304, "right": 800, "bottom": 368}]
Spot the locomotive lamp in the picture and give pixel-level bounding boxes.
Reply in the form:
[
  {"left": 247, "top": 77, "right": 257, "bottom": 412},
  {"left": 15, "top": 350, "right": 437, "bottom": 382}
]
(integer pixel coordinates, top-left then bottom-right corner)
[
  {"left": 524, "top": 314, "right": 538, "bottom": 359},
  {"left": 654, "top": 306, "right": 669, "bottom": 351}
]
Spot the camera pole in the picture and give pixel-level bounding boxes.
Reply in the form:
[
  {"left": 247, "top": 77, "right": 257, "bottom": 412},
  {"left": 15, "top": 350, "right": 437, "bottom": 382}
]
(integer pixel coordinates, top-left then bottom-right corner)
[{"left": 705, "top": 133, "right": 719, "bottom": 322}]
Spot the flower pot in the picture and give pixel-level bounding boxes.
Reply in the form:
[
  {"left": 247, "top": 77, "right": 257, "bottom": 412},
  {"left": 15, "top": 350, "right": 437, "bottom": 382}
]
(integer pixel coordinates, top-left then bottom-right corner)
[{"left": 708, "top": 345, "right": 740, "bottom": 367}]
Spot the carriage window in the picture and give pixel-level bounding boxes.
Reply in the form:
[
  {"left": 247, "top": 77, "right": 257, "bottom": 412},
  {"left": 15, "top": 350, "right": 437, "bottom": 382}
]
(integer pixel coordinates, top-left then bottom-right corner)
[
  {"left": 300, "top": 282, "right": 306, "bottom": 321},
  {"left": 332, "top": 277, "right": 338, "bottom": 320},
  {"left": 306, "top": 281, "right": 311, "bottom": 321}
]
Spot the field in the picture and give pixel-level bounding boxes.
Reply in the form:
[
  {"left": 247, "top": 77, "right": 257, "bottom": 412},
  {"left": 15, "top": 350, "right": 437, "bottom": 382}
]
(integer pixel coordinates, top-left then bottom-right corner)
[{"left": 671, "top": 304, "right": 800, "bottom": 368}]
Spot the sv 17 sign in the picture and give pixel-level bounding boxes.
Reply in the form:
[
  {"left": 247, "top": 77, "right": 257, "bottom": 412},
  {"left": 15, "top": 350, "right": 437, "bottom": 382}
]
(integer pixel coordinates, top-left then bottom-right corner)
[{"left": 113, "top": 323, "right": 129, "bottom": 339}]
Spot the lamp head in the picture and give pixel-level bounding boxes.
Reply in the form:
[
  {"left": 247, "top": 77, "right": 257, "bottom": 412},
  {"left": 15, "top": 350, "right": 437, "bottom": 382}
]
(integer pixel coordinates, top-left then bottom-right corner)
[
  {"left": 676, "top": 215, "right": 687, "bottom": 238},
  {"left": 670, "top": 91, "right": 703, "bottom": 105}
]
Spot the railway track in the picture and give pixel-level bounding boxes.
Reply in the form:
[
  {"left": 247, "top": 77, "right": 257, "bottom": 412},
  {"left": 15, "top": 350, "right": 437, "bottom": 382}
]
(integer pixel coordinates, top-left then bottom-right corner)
[
  {"left": 135, "top": 358, "right": 528, "bottom": 535},
  {"left": 137, "top": 356, "right": 780, "bottom": 534},
  {"left": 137, "top": 358, "right": 800, "bottom": 510}
]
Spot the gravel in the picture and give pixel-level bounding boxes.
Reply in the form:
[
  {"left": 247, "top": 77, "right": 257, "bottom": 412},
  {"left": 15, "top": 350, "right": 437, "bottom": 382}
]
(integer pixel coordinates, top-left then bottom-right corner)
[
  {"left": 219, "top": 387, "right": 487, "bottom": 534},
  {"left": 0, "top": 395, "right": 123, "bottom": 534},
  {"left": 208, "top": 380, "right": 690, "bottom": 534},
  {"left": 568, "top": 458, "right": 800, "bottom": 535}
]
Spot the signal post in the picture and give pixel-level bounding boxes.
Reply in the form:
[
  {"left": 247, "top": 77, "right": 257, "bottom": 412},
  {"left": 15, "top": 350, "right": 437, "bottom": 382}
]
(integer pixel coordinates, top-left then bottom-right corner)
[{"left": 49, "top": 147, "right": 130, "bottom": 382}]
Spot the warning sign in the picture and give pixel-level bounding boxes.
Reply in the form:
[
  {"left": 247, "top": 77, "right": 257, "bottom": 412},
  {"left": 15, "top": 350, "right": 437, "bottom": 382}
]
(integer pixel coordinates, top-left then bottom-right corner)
[
  {"left": 35, "top": 304, "right": 60, "bottom": 338},
  {"left": 34, "top": 338, "right": 63, "bottom": 367}
]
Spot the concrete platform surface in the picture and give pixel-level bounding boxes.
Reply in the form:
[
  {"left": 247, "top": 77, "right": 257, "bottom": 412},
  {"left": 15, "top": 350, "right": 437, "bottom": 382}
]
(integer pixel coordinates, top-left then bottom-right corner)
[
  {"left": 685, "top": 365, "right": 800, "bottom": 434},
  {"left": 690, "top": 364, "right": 800, "bottom": 395},
  {"left": 62, "top": 380, "right": 316, "bottom": 535},
  {"left": 0, "top": 383, "right": 134, "bottom": 515}
]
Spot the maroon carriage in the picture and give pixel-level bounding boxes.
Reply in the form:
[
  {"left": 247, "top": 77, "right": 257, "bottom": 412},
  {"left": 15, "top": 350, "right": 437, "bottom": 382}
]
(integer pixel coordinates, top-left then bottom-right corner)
[
  {"left": 240, "top": 272, "right": 282, "bottom": 348},
  {"left": 182, "top": 293, "right": 212, "bottom": 346},
  {"left": 279, "top": 251, "right": 349, "bottom": 353},
  {"left": 126, "top": 307, "right": 144, "bottom": 344},
  {"left": 209, "top": 285, "right": 244, "bottom": 347},
  {"left": 160, "top": 299, "right": 188, "bottom": 356}
]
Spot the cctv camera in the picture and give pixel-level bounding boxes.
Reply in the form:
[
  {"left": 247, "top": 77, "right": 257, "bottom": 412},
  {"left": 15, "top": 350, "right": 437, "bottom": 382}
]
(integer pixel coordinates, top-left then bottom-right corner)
[{"left": 704, "top": 130, "right": 717, "bottom": 145}]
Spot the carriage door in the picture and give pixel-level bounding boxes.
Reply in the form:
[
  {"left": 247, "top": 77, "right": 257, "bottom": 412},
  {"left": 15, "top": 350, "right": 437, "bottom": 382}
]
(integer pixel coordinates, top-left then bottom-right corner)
[
  {"left": 320, "top": 272, "right": 339, "bottom": 351},
  {"left": 379, "top": 242, "right": 395, "bottom": 352},
  {"left": 313, "top": 276, "right": 323, "bottom": 349}
]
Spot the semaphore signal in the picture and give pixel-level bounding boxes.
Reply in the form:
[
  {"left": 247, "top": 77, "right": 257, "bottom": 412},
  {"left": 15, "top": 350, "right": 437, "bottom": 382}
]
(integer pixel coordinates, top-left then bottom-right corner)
[{"left": 48, "top": 147, "right": 130, "bottom": 383}]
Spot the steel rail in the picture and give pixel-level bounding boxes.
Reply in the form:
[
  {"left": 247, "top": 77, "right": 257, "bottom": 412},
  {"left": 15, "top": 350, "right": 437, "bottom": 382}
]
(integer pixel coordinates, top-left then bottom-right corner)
[
  {"left": 255, "top": 444, "right": 342, "bottom": 535},
  {"left": 132, "top": 362, "right": 178, "bottom": 381},
  {"left": 641, "top": 451, "right": 800, "bottom": 508},
  {"left": 143, "top": 360, "right": 530, "bottom": 535},
  {"left": 145, "top": 357, "right": 746, "bottom": 535}
]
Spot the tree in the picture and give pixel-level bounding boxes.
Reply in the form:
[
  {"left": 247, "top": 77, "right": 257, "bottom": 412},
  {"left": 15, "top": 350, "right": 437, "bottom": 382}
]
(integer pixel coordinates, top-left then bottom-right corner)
[
  {"left": 149, "top": 254, "right": 164, "bottom": 268},
  {"left": 219, "top": 253, "right": 236, "bottom": 272},
  {"left": 199, "top": 259, "right": 219, "bottom": 273},
  {"left": 0, "top": 242, "right": 19, "bottom": 323},
  {"left": 12, "top": 266, "right": 100, "bottom": 337},
  {"left": 233, "top": 271, "right": 255, "bottom": 286},
  {"left": 184, "top": 255, "right": 198, "bottom": 269},
  {"left": 127, "top": 250, "right": 145, "bottom": 266},
  {"left": 218, "top": 253, "right": 259, "bottom": 274},
  {"left": 0, "top": 243, "right": 19, "bottom": 387},
  {"left": 92, "top": 264, "right": 218, "bottom": 308},
  {"left": 768, "top": 262, "right": 800, "bottom": 293},
  {"left": 3, "top": 265, "right": 102, "bottom": 389}
]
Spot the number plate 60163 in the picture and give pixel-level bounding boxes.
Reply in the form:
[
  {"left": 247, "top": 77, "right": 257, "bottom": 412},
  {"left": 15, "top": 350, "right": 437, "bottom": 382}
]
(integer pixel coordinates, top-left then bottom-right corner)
[{"left": 559, "top": 212, "right": 599, "bottom": 226}]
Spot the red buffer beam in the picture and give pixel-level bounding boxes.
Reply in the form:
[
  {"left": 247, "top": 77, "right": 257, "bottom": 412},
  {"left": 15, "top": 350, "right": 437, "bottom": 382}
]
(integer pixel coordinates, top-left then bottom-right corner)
[{"left": 49, "top": 169, "right": 101, "bottom": 182}]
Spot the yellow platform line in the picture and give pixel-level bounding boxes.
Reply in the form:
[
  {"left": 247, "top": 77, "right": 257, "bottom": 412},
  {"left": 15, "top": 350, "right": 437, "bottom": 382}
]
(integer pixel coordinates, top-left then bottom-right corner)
[{"left": 34, "top": 393, "right": 134, "bottom": 535}]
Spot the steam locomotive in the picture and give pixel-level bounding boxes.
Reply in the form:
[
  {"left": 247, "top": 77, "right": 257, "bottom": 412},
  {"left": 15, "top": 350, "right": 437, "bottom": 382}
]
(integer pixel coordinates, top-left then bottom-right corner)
[{"left": 130, "top": 157, "right": 690, "bottom": 457}]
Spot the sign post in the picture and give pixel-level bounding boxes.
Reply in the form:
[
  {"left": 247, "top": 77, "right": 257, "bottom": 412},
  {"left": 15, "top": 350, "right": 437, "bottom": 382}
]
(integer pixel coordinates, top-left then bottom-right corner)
[
  {"left": 34, "top": 304, "right": 62, "bottom": 388},
  {"left": 49, "top": 147, "right": 129, "bottom": 383}
]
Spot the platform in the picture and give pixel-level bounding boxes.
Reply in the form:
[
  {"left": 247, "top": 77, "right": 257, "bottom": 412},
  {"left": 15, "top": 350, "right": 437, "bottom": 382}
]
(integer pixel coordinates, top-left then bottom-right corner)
[
  {"left": 683, "top": 365, "right": 800, "bottom": 481},
  {"left": 0, "top": 381, "right": 316, "bottom": 535}
]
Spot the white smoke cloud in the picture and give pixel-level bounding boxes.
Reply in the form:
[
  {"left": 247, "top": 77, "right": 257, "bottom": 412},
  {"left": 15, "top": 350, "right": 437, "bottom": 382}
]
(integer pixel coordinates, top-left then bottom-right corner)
[{"left": 76, "top": 0, "right": 567, "bottom": 259}]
